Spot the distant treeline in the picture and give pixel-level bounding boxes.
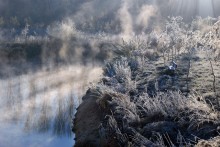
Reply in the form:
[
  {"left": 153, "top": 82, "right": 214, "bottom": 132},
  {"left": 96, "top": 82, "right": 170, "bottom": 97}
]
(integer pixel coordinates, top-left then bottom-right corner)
[
  {"left": 0, "top": 0, "right": 78, "bottom": 28},
  {"left": 1, "top": 0, "right": 220, "bottom": 33}
]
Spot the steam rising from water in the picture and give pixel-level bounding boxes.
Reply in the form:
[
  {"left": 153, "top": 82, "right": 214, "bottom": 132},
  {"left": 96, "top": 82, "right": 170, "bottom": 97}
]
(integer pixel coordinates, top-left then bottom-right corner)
[
  {"left": 136, "top": 5, "right": 157, "bottom": 32},
  {"left": 0, "top": 64, "right": 102, "bottom": 146},
  {"left": 49, "top": 0, "right": 220, "bottom": 38},
  {"left": 47, "top": 18, "right": 76, "bottom": 40},
  {"left": 1, "top": 0, "right": 220, "bottom": 146},
  {"left": 118, "top": 0, "right": 134, "bottom": 36},
  {"left": 1, "top": 0, "right": 220, "bottom": 41}
]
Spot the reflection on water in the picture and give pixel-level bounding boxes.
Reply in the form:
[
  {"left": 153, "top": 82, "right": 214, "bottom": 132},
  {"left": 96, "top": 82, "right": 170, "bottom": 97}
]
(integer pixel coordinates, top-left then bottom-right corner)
[{"left": 0, "top": 64, "right": 102, "bottom": 147}]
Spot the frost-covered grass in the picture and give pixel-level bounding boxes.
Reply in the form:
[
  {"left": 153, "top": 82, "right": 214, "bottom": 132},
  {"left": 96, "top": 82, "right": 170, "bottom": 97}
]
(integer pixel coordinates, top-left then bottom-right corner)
[
  {"left": 92, "top": 54, "right": 220, "bottom": 146},
  {"left": 83, "top": 17, "right": 220, "bottom": 146}
]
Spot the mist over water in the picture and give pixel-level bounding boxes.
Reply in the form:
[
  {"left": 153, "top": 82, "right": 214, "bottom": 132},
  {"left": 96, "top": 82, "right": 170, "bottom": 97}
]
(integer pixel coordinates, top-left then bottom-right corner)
[
  {"left": 1, "top": 0, "right": 220, "bottom": 38},
  {"left": 0, "top": 64, "right": 102, "bottom": 147},
  {"left": 0, "top": 0, "right": 220, "bottom": 147}
]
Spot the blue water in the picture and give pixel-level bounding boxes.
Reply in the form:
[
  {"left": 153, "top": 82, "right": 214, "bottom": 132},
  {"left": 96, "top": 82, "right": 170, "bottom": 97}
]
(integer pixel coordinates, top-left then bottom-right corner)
[
  {"left": 0, "top": 121, "right": 74, "bottom": 147},
  {"left": 0, "top": 65, "right": 101, "bottom": 147}
]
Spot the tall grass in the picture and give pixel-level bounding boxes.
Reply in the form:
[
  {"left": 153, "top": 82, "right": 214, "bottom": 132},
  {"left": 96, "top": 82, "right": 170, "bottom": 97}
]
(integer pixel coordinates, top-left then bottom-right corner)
[{"left": 81, "top": 18, "right": 220, "bottom": 145}]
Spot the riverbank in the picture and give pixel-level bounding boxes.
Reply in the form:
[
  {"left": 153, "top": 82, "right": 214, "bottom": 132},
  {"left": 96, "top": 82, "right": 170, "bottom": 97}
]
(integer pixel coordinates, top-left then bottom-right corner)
[{"left": 74, "top": 17, "right": 220, "bottom": 146}]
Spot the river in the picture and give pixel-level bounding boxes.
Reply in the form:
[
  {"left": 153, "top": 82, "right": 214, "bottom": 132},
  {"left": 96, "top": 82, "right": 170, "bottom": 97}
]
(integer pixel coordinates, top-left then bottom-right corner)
[{"left": 0, "top": 64, "right": 102, "bottom": 147}]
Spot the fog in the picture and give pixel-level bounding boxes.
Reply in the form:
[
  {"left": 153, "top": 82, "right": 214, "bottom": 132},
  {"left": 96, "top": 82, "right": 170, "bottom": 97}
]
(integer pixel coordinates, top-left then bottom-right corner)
[
  {"left": 0, "top": 0, "right": 220, "bottom": 146},
  {"left": 169, "top": 0, "right": 220, "bottom": 19},
  {"left": 0, "top": 64, "right": 102, "bottom": 146},
  {"left": 1, "top": 0, "right": 220, "bottom": 36}
]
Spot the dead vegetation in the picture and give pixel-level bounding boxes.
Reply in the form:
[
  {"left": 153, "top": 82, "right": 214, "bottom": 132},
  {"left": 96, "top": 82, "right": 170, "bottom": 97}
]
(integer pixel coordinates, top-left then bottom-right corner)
[
  {"left": 91, "top": 55, "right": 220, "bottom": 146},
  {"left": 74, "top": 17, "right": 220, "bottom": 146}
]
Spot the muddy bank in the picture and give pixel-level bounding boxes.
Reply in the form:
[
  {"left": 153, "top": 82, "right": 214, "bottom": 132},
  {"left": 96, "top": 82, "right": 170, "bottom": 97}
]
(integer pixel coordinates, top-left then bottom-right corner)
[{"left": 73, "top": 89, "right": 104, "bottom": 147}]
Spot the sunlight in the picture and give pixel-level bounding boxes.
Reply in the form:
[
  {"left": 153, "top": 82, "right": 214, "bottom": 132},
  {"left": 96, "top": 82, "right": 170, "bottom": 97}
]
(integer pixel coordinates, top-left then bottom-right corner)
[{"left": 1, "top": 0, "right": 220, "bottom": 146}]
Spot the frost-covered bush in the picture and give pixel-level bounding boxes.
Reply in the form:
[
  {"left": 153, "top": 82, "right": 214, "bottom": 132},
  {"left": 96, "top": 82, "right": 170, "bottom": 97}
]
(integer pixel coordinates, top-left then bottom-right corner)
[
  {"left": 90, "top": 50, "right": 220, "bottom": 146},
  {"left": 80, "top": 17, "right": 220, "bottom": 146},
  {"left": 94, "top": 82, "right": 220, "bottom": 146}
]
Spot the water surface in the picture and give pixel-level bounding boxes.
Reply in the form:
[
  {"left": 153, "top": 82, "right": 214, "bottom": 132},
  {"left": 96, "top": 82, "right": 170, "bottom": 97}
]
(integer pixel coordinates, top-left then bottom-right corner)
[{"left": 0, "top": 64, "right": 102, "bottom": 147}]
